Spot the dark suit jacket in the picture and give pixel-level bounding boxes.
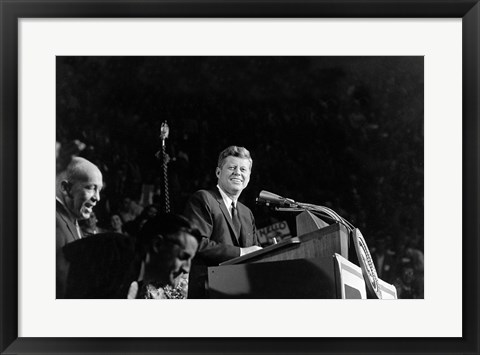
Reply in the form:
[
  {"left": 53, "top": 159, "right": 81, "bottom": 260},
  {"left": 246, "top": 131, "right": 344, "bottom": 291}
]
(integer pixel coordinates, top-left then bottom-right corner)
[
  {"left": 183, "top": 188, "right": 259, "bottom": 266},
  {"left": 183, "top": 188, "right": 260, "bottom": 298},
  {"left": 56, "top": 199, "right": 82, "bottom": 298},
  {"left": 62, "top": 234, "right": 139, "bottom": 299}
]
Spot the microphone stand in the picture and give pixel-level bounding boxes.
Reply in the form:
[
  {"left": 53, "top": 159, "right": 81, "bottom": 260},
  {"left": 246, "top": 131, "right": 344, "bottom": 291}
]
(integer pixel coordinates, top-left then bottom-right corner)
[
  {"left": 157, "top": 121, "right": 170, "bottom": 213},
  {"left": 267, "top": 202, "right": 354, "bottom": 233},
  {"left": 297, "top": 202, "right": 355, "bottom": 232},
  {"left": 256, "top": 190, "right": 355, "bottom": 232}
]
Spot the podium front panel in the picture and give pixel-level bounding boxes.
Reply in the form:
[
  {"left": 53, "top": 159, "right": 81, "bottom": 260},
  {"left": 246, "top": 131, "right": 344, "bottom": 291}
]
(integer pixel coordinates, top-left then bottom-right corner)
[{"left": 208, "top": 258, "right": 337, "bottom": 299}]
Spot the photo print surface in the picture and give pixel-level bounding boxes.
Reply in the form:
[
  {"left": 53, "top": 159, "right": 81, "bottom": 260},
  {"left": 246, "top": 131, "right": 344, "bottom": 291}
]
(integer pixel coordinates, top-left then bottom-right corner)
[{"left": 56, "top": 56, "right": 424, "bottom": 300}]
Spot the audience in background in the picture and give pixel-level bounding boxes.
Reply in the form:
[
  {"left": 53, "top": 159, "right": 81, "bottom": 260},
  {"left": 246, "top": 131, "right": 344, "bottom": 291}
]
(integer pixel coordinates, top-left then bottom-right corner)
[
  {"left": 118, "top": 197, "right": 143, "bottom": 224},
  {"left": 79, "top": 211, "right": 107, "bottom": 237},
  {"left": 371, "top": 237, "right": 397, "bottom": 284},
  {"left": 109, "top": 214, "right": 125, "bottom": 234},
  {"left": 394, "top": 264, "right": 420, "bottom": 299}
]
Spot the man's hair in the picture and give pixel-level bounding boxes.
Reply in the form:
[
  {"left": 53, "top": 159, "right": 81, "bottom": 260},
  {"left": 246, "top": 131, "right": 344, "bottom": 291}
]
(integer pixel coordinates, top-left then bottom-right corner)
[{"left": 217, "top": 146, "right": 253, "bottom": 168}]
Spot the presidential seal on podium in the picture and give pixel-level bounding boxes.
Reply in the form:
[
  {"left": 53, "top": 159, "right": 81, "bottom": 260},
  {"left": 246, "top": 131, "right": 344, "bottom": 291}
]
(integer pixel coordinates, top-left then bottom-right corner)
[{"left": 353, "top": 228, "right": 382, "bottom": 299}]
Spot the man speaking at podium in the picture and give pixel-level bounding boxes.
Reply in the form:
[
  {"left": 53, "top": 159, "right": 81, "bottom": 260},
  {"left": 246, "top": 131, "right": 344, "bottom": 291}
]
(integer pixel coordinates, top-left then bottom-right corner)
[{"left": 184, "top": 146, "right": 262, "bottom": 297}]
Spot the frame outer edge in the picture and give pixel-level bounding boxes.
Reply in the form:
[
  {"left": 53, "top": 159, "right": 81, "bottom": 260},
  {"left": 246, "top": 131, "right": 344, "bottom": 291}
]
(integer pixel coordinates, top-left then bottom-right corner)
[
  {"left": 0, "top": 0, "right": 478, "bottom": 18},
  {"left": 1, "top": 1, "right": 19, "bottom": 355},
  {"left": 463, "top": 2, "right": 480, "bottom": 354},
  {"left": 0, "top": 0, "right": 479, "bottom": 354}
]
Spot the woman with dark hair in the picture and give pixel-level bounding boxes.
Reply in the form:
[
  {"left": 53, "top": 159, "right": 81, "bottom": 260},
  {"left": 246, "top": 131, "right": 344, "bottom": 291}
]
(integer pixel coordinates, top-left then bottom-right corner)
[
  {"left": 133, "top": 213, "right": 202, "bottom": 299},
  {"left": 61, "top": 213, "right": 202, "bottom": 299}
]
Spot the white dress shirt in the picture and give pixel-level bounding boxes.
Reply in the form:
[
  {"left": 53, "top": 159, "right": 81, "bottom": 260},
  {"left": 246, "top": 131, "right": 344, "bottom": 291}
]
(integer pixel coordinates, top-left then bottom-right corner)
[{"left": 216, "top": 184, "right": 236, "bottom": 217}]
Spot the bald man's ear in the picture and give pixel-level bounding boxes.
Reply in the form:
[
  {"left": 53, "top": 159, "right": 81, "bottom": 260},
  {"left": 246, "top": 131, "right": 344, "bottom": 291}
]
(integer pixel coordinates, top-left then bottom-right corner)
[{"left": 60, "top": 180, "right": 73, "bottom": 198}]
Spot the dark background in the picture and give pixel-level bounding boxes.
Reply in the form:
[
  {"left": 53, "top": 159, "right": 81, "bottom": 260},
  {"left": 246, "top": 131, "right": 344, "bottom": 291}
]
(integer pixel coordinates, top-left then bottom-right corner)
[{"left": 56, "top": 56, "right": 424, "bottom": 294}]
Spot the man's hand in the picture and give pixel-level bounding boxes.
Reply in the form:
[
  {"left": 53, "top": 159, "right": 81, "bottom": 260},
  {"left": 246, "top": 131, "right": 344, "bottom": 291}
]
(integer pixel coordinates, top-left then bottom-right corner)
[{"left": 240, "top": 245, "right": 263, "bottom": 256}]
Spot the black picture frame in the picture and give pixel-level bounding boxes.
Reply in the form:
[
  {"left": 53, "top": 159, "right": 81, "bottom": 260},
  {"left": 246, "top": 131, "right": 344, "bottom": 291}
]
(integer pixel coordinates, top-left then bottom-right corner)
[{"left": 1, "top": 1, "right": 478, "bottom": 354}]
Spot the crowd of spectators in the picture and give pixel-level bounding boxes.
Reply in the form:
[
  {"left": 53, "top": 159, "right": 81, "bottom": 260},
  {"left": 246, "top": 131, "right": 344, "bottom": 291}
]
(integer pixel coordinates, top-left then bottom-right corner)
[{"left": 57, "top": 56, "right": 424, "bottom": 298}]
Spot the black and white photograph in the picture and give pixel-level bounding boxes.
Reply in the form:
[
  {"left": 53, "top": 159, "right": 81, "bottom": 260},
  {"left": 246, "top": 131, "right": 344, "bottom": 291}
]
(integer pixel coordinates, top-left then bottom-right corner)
[{"left": 55, "top": 56, "right": 424, "bottom": 300}]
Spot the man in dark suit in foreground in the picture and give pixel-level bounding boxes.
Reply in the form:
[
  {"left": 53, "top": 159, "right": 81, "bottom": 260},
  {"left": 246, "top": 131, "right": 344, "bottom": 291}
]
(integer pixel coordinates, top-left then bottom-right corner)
[
  {"left": 184, "top": 146, "right": 262, "bottom": 297},
  {"left": 56, "top": 157, "right": 103, "bottom": 298}
]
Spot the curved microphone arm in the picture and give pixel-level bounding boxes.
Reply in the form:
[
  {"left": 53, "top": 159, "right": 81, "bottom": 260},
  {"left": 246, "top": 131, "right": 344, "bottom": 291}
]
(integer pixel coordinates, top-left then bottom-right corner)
[
  {"left": 297, "top": 202, "right": 355, "bottom": 232},
  {"left": 256, "top": 190, "right": 355, "bottom": 232},
  {"left": 298, "top": 202, "right": 343, "bottom": 221},
  {"left": 272, "top": 205, "right": 337, "bottom": 224}
]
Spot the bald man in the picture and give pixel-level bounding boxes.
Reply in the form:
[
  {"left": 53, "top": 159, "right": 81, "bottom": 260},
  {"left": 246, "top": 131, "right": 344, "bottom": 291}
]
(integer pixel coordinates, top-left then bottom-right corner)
[{"left": 56, "top": 157, "right": 103, "bottom": 298}]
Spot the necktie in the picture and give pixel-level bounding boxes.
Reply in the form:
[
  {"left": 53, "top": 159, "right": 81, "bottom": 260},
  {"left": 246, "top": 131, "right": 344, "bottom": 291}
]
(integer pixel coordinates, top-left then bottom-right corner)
[{"left": 231, "top": 202, "right": 241, "bottom": 237}]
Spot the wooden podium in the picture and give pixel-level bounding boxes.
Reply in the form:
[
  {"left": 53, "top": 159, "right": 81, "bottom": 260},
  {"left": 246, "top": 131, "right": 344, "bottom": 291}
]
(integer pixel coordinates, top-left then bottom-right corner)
[
  {"left": 208, "top": 253, "right": 368, "bottom": 298},
  {"left": 220, "top": 211, "right": 349, "bottom": 266},
  {"left": 204, "top": 211, "right": 354, "bottom": 298}
]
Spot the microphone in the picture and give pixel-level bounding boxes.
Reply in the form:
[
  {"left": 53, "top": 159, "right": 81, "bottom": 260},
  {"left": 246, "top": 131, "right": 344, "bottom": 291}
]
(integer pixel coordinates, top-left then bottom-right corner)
[{"left": 256, "top": 190, "right": 298, "bottom": 208}]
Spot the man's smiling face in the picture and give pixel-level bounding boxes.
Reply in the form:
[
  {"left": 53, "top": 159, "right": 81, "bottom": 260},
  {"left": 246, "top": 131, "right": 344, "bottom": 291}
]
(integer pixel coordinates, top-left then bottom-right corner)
[
  {"left": 66, "top": 171, "right": 103, "bottom": 220},
  {"left": 216, "top": 156, "right": 251, "bottom": 197}
]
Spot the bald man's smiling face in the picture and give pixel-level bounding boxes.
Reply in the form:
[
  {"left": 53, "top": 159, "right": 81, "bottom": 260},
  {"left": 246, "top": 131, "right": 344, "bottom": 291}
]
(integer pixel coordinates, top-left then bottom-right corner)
[{"left": 63, "top": 167, "right": 103, "bottom": 220}]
